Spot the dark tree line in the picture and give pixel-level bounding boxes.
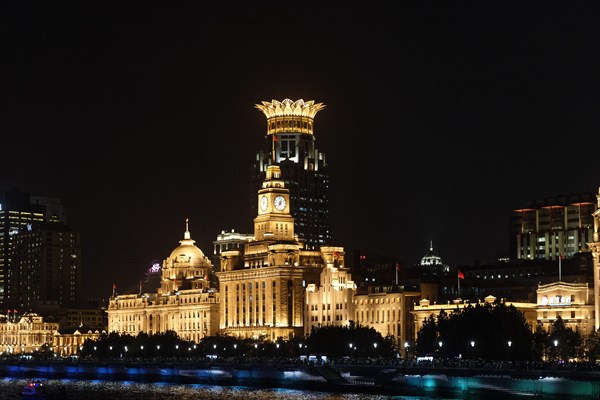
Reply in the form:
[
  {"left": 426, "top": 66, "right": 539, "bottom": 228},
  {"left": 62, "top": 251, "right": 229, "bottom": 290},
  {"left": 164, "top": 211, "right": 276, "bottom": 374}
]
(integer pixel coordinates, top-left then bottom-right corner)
[
  {"left": 79, "top": 323, "right": 397, "bottom": 360},
  {"left": 415, "top": 301, "right": 600, "bottom": 362}
]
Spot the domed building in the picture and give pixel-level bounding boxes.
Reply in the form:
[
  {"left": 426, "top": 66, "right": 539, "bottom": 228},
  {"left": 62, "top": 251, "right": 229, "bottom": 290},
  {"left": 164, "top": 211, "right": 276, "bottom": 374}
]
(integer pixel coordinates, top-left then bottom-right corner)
[
  {"left": 418, "top": 242, "right": 450, "bottom": 287},
  {"left": 159, "top": 219, "right": 212, "bottom": 294},
  {"left": 106, "top": 223, "right": 219, "bottom": 342}
]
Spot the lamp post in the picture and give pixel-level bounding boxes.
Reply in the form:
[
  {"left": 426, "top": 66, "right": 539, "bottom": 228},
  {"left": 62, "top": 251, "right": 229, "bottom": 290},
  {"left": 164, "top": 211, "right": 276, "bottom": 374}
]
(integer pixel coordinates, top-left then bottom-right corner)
[{"left": 404, "top": 342, "right": 410, "bottom": 360}]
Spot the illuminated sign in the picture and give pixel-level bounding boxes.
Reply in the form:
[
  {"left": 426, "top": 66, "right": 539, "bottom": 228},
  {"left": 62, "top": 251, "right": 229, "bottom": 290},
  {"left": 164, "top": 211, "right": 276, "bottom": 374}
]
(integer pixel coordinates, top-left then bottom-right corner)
[
  {"left": 149, "top": 261, "right": 161, "bottom": 273},
  {"left": 541, "top": 294, "right": 571, "bottom": 306}
]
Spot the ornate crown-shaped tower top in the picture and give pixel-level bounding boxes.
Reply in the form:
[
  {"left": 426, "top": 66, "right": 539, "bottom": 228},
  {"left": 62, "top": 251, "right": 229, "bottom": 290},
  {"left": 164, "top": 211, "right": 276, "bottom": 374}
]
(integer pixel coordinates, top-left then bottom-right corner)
[{"left": 255, "top": 98, "right": 325, "bottom": 135}]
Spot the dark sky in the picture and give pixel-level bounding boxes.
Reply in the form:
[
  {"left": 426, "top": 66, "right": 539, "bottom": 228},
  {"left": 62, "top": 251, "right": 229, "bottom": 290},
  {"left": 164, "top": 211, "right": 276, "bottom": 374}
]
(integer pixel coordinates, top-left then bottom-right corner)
[{"left": 2, "top": 2, "right": 599, "bottom": 300}]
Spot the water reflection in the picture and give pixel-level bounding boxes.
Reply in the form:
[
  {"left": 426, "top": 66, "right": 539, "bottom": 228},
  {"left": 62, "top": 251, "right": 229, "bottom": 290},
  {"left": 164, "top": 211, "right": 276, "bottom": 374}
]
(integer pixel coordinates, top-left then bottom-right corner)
[{"left": 0, "top": 378, "right": 400, "bottom": 400}]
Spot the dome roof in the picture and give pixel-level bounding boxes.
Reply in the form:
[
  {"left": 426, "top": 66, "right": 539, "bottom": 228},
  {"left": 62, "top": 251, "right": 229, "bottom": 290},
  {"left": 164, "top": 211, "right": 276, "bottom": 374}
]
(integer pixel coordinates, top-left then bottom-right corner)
[
  {"left": 420, "top": 241, "right": 443, "bottom": 266},
  {"left": 167, "top": 219, "right": 207, "bottom": 263}
]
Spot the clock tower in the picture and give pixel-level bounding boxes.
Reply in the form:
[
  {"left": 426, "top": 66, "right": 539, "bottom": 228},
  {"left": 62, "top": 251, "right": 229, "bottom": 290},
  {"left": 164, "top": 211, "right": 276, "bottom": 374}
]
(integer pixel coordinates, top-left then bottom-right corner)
[{"left": 254, "top": 164, "right": 294, "bottom": 241}]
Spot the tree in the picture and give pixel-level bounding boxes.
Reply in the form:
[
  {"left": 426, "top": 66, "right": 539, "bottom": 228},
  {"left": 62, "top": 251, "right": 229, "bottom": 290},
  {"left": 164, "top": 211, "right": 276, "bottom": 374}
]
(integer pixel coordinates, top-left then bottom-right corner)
[
  {"left": 549, "top": 316, "right": 583, "bottom": 361},
  {"left": 416, "top": 302, "right": 533, "bottom": 360},
  {"left": 585, "top": 329, "right": 600, "bottom": 364},
  {"left": 305, "top": 324, "right": 395, "bottom": 358},
  {"left": 532, "top": 321, "right": 548, "bottom": 361},
  {"left": 415, "top": 314, "right": 439, "bottom": 356}
]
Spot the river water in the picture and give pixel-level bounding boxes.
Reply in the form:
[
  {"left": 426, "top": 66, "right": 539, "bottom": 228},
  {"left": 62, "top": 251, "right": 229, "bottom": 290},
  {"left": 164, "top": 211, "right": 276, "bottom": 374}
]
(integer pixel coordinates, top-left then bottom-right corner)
[{"left": 1, "top": 376, "right": 598, "bottom": 400}]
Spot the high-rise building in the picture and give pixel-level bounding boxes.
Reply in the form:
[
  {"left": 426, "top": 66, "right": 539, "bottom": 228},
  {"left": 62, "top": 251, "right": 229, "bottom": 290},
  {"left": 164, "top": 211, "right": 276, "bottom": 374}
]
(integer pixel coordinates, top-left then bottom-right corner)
[
  {"left": 0, "top": 188, "right": 73, "bottom": 310},
  {"left": 0, "top": 189, "right": 46, "bottom": 307},
  {"left": 11, "top": 223, "right": 82, "bottom": 311},
  {"left": 252, "top": 99, "right": 331, "bottom": 249},
  {"left": 510, "top": 192, "right": 596, "bottom": 261}
]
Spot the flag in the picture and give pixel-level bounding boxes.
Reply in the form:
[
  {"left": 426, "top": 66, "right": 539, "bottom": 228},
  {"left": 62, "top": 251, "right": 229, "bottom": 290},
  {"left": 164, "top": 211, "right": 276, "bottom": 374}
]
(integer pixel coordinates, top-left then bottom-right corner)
[
  {"left": 395, "top": 262, "right": 401, "bottom": 272},
  {"left": 13, "top": 309, "right": 17, "bottom": 314},
  {"left": 333, "top": 251, "right": 340, "bottom": 259},
  {"left": 458, "top": 270, "right": 465, "bottom": 280},
  {"left": 7, "top": 310, "right": 10, "bottom": 314},
  {"left": 113, "top": 282, "right": 116, "bottom": 290},
  {"left": 559, "top": 254, "right": 564, "bottom": 260},
  {"left": 273, "top": 135, "right": 279, "bottom": 142}
]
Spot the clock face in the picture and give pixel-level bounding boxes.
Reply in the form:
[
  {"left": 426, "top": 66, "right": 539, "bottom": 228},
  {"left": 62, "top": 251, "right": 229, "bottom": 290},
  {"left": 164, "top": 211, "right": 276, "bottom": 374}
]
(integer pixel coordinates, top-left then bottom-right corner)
[
  {"left": 259, "top": 196, "right": 268, "bottom": 211},
  {"left": 274, "top": 195, "right": 287, "bottom": 211}
]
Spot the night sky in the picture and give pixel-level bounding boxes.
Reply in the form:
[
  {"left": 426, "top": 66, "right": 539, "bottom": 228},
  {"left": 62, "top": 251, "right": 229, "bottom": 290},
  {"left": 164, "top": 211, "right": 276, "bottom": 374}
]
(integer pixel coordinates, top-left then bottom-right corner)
[{"left": 2, "top": 2, "right": 599, "bottom": 300}]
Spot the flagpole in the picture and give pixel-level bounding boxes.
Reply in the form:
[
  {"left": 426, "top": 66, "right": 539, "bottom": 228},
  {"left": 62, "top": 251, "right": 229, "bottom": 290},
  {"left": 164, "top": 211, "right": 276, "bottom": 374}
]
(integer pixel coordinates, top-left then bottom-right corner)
[
  {"left": 559, "top": 254, "right": 562, "bottom": 282},
  {"left": 458, "top": 272, "right": 461, "bottom": 298}
]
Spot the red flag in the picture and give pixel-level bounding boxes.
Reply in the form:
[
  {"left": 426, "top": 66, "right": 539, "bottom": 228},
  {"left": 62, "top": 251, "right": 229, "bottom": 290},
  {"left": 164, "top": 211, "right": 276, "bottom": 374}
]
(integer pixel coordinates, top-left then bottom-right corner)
[
  {"left": 396, "top": 262, "right": 401, "bottom": 272},
  {"left": 13, "top": 309, "right": 17, "bottom": 314},
  {"left": 273, "top": 135, "right": 279, "bottom": 142},
  {"left": 113, "top": 283, "right": 116, "bottom": 290},
  {"left": 7, "top": 310, "right": 10, "bottom": 314},
  {"left": 458, "top": 270, "right": 465, "bottom": 280},
  {"left": 333, "top": 251, "right": 340, "bottom": 259}
]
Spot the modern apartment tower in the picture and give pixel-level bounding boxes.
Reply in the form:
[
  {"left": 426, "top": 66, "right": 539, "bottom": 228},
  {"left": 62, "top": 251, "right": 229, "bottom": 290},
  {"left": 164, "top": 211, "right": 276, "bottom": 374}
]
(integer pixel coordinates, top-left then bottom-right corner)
[
  {"left": 510, "top": 192, "right": 596, "bottom": 261},
  {"left": 0, "top": 188, "right": 74, "bottom": 310},
  {"left": 0, "top": 189, "right": 45, "bottom": 306},
  {"left": 11, "top": 223, "right": 82, "bottom": 310},
  {"left": 252, "top": 99, "right": 332, "bottom": 249}
]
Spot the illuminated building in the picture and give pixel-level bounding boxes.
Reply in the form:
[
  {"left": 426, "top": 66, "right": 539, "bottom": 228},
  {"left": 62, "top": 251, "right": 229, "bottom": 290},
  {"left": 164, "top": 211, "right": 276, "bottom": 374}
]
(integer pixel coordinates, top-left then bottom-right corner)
[
  {"left": 212, "top": 229, "right": 253, "bottom": 273},
  {"left": 11, "top": 223, "right": 81, "bottom": 310},
  {"left": 107, "top": 220, "right": 219, "bottom": 342},
  {"left": 0, "top": 189, "right": 45, "bottom": 307},
  {"left": 510, "top": 192, "right": 596, "bottom": 261},
  {"left": 252, "top": 99, "right": 331, "bottom": 249},
  {"left": 216, "top": 164, "right": 326, "bottom": 340},
  {"left": 0, "top": 189, "right": 69, "bottom": 309},
  {"left": 353, "top": 287, "right": 421, "bottom": 352},
  {"left": 0, "top": 312, "right": 58, "bottom": 354},
  {"left": 536, "top": 281, "right": 594, "bottom": 335},
  {"left": 589, "top": 187, "right": 600, "bottom": 330},
  {"left": 412, "top": 283, "right": 596, "bottom": 342},
  {"left": 54, "top": 326, "right": 105, "bottom": 357},
  {"left": 0, "top": 310, "right": 102, "bottom": 357},
  {"left": 412, "top": 295, "right": 539, "bottom": 340},
  {"left": 304, "top": 248, "right": 356, "bottom": 335}
]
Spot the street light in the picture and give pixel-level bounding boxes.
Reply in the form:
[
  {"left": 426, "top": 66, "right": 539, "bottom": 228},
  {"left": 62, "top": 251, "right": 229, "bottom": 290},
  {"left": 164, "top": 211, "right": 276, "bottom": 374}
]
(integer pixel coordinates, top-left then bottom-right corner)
[
  {"left": 470, "top": 341, "right": 475, "bottom": 348},
  {"left": 507, "top": 341, "right": 512, "bottom": 347},
  {"left": 438, "top": 341, "right": 443, "bottom": 348},
  {"left": 373, "top": 343, "right": 378, "bottom": 349},
  {"left": 554, "top": 340, "right": 558, "bottom": 347}
]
